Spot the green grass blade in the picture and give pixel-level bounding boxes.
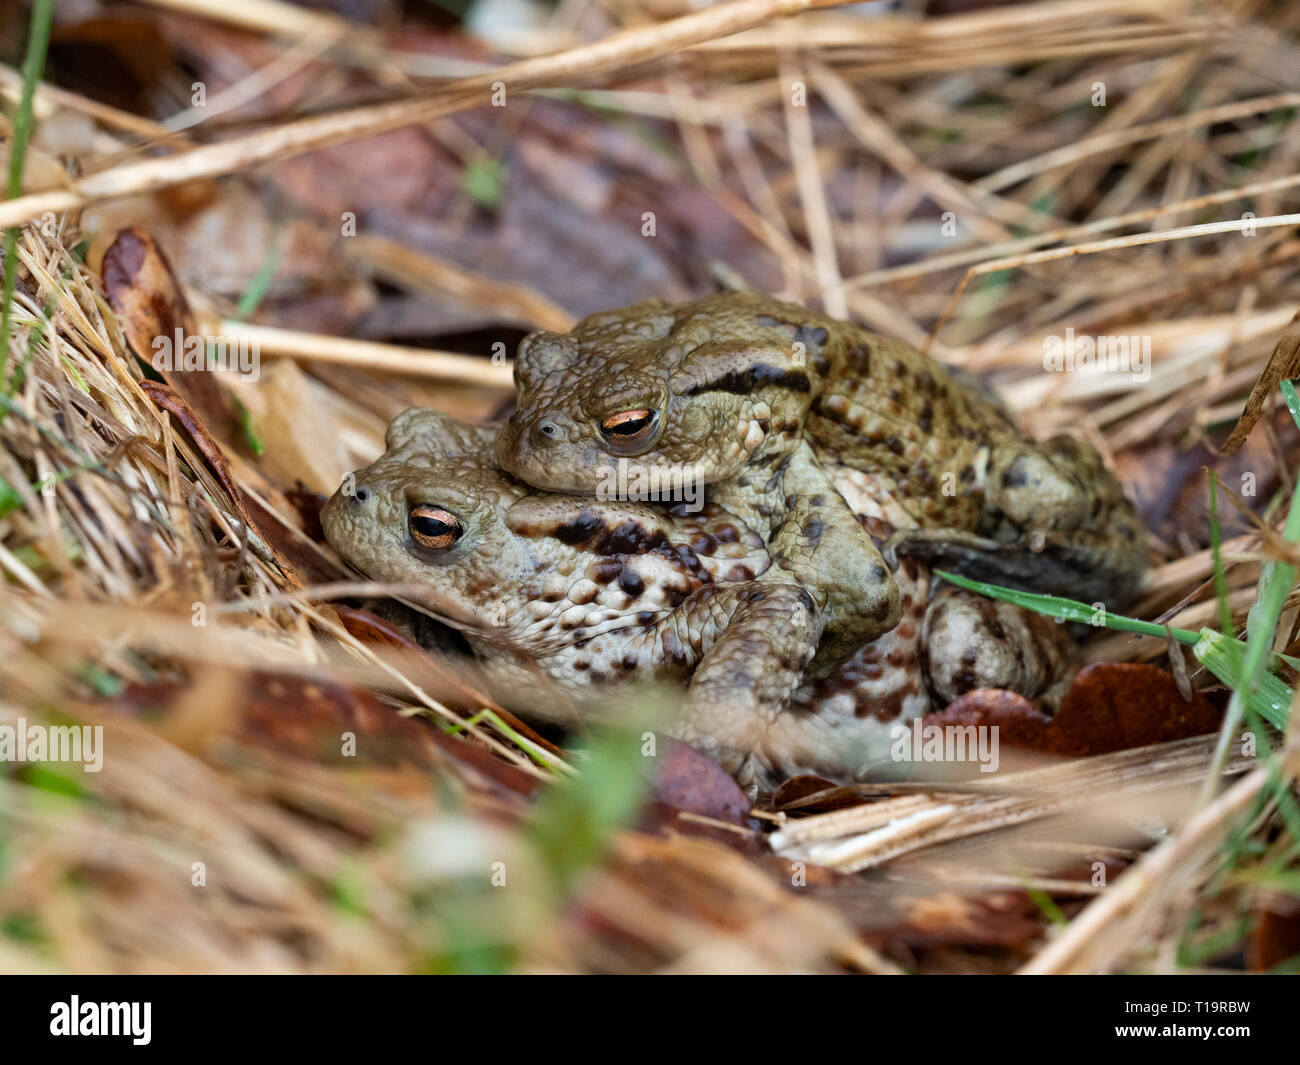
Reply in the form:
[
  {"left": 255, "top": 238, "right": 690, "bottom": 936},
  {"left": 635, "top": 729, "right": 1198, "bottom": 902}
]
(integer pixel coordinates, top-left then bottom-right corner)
[
  {"left": 1199, "top": 384, "right": 1300, "bottom": 800},
  {"left": 0, "top": 0, "right": 56, "bottom": 393},
  {"left": 932, "top": 569, "right": 1202, "bottom": 643},
  {"left": 1193, "top": 629, "right": 1292, "bottom": 731},
  {"left": 1207, "top": 476, "right": 1237, "bottom": 644}
]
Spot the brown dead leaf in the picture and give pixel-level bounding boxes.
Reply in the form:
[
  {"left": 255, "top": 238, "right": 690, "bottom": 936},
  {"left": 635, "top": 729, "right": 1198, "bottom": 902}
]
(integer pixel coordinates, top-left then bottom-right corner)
[
  {"left": 771, "top": 774, "right": 871, "bottom": 813},
  {"left": 115, "top": 669, "right": 437, "bottom": 769},
  {"left": 103, "top": 227, "right": 234, "bottom": 442},
  {"left": 1247, "top": 894, "right": 1300, "bottom": 971},
  {"left": 930, "top": 663, "right": 1222, "bottom": 756},
  {"left": 115, "top": 664, "right": 540, "bottom": 798},
  {"left": 239, "top": 671, "right": 438, "bottom": 769},
  {"left": 649, "top": 738, "right": 752, "bottom": 825}
]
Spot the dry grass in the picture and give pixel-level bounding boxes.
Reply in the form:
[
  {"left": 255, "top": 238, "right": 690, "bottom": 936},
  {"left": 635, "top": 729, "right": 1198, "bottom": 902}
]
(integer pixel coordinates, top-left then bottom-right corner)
[{"left": 3, "top": 0, "right": 1300, "bottom": 973}]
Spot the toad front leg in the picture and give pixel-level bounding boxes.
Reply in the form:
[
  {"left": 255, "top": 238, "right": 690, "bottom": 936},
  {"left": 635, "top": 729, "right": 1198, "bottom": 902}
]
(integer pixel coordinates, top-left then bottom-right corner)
[
  {"left": 712, "top": 440, "right": 900, "bottom": 674},
  {"left": 637, "top": 581, "right": 823, "bottom": 788}
]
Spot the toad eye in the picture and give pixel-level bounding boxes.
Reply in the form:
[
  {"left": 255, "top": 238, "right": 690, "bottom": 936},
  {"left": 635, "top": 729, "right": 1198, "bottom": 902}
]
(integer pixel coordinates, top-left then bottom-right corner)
[
  {"left": 409, "top": 505, "right": 462, "bottom": 550},
  {"left": 598, "top": 408, "right": 658, "bottom": 445}
]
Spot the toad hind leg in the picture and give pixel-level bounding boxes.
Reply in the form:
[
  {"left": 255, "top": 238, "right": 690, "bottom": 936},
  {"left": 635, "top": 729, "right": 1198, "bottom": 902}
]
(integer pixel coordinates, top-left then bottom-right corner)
[
  {"left": 891, "top": 435, "right": 1147, "bottom": 608},
  {"left": 657, "top": 581, "right": 823, "bottom": 787}
]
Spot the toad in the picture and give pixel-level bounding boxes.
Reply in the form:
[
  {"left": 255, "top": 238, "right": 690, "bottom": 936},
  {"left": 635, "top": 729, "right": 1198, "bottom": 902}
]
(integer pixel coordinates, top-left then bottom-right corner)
[{"left": 495, "top": 291, "right": 1147, "bottom": 672}]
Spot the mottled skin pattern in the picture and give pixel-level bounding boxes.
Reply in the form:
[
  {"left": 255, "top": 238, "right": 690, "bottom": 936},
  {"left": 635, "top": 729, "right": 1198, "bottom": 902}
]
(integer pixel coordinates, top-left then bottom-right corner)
[
  {"left": 496, "top": 291, "right": 1149, "bottom": 632},
  {"left": 323, "top": 409, "right": 1075, "bottom": 786}
]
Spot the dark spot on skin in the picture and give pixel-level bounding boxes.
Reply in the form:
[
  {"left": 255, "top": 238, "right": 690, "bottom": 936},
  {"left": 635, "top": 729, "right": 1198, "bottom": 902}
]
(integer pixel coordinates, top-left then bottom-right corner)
[
  {"left": 888, "top": 389, "right": 901, "bottom": 403},
  {"left": 685, "top": 365, "right": 811, "bottom": 397},
  {"left": 691, "top": 532, "right": 716, "bottom": 555},
  {"left": 794, "top": 324, "right": 829, "bottom": 354},
  {"left": 847, "top": 344, "right": 871, "bottom": 375},
  {"left": 600, "top": 520, "right": 667, "bottom": 555},
  {"left": 883, "top": 436, "right": 905, "bottom": 456},
  {"left": 588, "top": 558, "right": 624, "bottom": 584},
  {"left": 552, "top": 512, "right": 667, "bottom": 556},
  {"left": 574, "top": 659, "right": 590, "bottom": 671},
  {"left": 918, "top": 401, "right": 933, "bottom": 434},
  {"left": 555, "top": 511, "right": 604, "bottom": 546},
  {"left": 621, "top": 654, "right": 639, "bottom": 671},
  {"left": 1001, "top": 459, "right": 1032, "bottom": 489},
  {"left": 636, "top": 611, "right": 656, "bottom": 625},
  {"left": 865, "top": 688, "right": 906, "bottom": 722},
  {"left": 670, "top": 500, "right": 723, "bottom": 519},
  {"left": 618, "top": 569, "right": 645, "bottom": 597},
  {"left": 654, "top": 542, "right": 711, "bottom": 584},
  {"left": 725, "top": 565, "right": 754, "bottom": 581},
  {"left": 951, "top": 669, "right": 977, "bottom": 693},
  {"left": 667, "top": 587, "right": 689, "bottom": 608},
  {"left": 810, "top": 494, "right": 826, "bottom": 507}
]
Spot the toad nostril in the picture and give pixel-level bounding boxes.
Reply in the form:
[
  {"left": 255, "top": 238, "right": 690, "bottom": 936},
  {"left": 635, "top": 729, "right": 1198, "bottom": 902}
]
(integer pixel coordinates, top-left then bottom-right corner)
[
  {"left": 535, "top": 420, "right": 561, "bottom": 443},
  {"left": 353, "top": 487, "right": 370, "bottom": 503}
]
